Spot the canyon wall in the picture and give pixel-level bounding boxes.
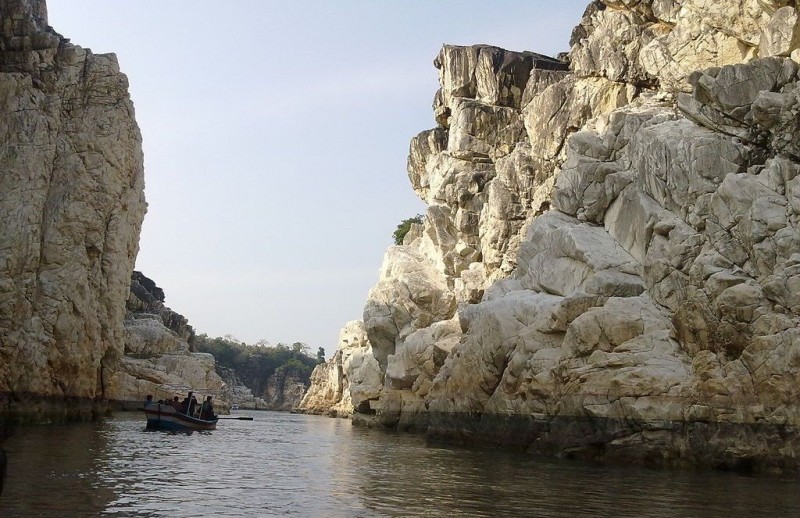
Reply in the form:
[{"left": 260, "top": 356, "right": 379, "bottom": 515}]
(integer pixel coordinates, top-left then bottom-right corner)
[
  {"left": 0, "top": 0, "right": 146, "bottom": 420},
  {"left": 0, "top": 2, "right": 299, "bottom": 420},
  {"left": 300, "top": 0, "right": 800, "bottom": 471}
]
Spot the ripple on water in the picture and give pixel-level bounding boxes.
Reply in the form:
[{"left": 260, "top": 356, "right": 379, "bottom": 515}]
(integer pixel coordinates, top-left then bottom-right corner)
[{"left": 2, "top": 413, "right": 800, "bottom": 517}]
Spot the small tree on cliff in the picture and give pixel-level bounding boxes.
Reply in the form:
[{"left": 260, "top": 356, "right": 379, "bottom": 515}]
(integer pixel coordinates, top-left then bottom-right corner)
[
  {"left": 316, "top": 347, "right": 326, "bottom": 364},
  {"left": 393, "top": 214, "right": 424, "bottom": 245}
]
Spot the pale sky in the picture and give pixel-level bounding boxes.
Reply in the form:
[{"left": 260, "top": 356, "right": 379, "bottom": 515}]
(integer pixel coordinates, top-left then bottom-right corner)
[{"left": 47, "top": 1, "right": 588, "bottom": 354}]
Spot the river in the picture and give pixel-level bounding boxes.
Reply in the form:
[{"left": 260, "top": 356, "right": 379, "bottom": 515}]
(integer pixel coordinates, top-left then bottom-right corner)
[{"left": 1, "top": 411, "right": 799, "bottom": 517}]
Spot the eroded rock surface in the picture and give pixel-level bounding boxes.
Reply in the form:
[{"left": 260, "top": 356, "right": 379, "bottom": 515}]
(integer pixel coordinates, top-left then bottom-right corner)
[
  {"left": 0, "top": 0, "right": 146, "bottom": 420},
  {"left": 298, "top": 320, "right": 381, "bottom": 417},
  {"left": 303, "top": 0, "right": 800, "bottom": 471}
]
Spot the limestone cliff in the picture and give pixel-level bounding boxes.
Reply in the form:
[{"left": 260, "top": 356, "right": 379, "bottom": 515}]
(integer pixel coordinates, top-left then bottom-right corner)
[
  {"left": 0, "top": 0, "right": 146, "bottom": 420},
  {"left": 299, "top": 320, "right": 381, "bottom": 417},
  {"left": 300, "top": 1, "right": 800, "bottom": 471}
]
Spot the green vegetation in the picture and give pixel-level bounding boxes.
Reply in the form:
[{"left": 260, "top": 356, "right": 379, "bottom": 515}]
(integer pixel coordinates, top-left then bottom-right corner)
[
  {"left": 193, "top": 334, "right": 319, "bottom": 395},
  {"left": 393, "top": 214, "right": 424, "bottom": 245}
]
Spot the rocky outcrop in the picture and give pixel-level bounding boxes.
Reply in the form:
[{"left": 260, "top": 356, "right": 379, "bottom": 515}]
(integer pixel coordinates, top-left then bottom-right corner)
[
  {"left": 304, "top": 1, "right": 800, "bottom": 471},
  {"left": 0, "top": 1, "right": 146, "bottom": 420},
  {"left": 128, "top": 271, "right": 194, "bottom": 343},
  {"left": 219, "top": 366, "right": 308, "bottom": 411},
  {"left": 104, "top": 272, "right": 227, "bottom": 410},
  {"left": 298, "top": 320, "right": 381, "bottom": 417}
]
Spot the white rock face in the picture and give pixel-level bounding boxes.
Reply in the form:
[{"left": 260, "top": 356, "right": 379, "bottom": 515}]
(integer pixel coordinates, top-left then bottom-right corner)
[
  {"left": 0, "top": 0, "right": 146, "bottom": 418},
  {"left": 307, "top": 0, "right": 800, "bottom": 470},
  {"left": 297, "top": 320, "right": 383, "bottom": 417},
  {"left": 365, "top": 246, "right": 456, "bottom": 369}
]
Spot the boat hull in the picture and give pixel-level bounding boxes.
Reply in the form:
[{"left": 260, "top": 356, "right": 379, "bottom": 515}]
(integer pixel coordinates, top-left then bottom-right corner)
[{"left": 144, "top": 403, "right": 218, "bottom": 431}]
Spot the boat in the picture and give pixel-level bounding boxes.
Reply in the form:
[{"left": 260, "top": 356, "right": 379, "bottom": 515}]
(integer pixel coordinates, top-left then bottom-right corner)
[{"left": 143, "top": 402, "right": 218, "bottom": 431}]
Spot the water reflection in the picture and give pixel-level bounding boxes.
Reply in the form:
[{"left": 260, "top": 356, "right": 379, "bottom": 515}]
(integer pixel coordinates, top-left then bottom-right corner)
[
  {"left": 0, "top": 412, "right": 799, "bottom": 517},
  {"left": 2, "top": 420, "right": 114, "bottom": 516},
  {"left": 347, "top": 429, "right": 800, "bottom": 517},
  {"left": 349, "top": 430, "right": 800, "bottom": 517}
]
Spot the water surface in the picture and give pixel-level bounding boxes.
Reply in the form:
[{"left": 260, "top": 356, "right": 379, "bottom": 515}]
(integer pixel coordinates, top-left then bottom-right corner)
[{"left": 1, "top": 412, "right": 799, "bottom": 516}]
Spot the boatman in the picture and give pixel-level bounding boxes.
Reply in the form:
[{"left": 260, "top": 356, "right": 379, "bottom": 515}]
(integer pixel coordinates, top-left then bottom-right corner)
[
  {"left": 200, "top": 396, "right": 216, "bottom": 420},
  {"left": 181, "top": 391, "right": 196, "bottom": 416}
]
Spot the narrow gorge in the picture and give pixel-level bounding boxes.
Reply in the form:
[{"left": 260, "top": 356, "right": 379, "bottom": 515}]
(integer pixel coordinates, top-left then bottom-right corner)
[
  {"left": 4, "top": 0, "right": 800, "bottom": 473},
  {"left": 299, "top": 0, "right": 800, "bottom": 471}
]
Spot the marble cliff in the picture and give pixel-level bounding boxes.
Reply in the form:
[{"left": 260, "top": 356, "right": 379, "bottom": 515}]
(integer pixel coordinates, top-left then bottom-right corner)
[
  {"left": 0, "top": 0, "right": 146, "bottom": 419},
  {"left": 300, "top": 0, "right": 800, "bottom": 470},
  {"left": 0, "top": 2, "right": 228, "bottom": 419}
]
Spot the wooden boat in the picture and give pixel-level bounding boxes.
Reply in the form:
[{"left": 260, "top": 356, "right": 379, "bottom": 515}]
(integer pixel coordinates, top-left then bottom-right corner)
[{"left": 143, "top": 402, "right": 218, "bottom": 431}]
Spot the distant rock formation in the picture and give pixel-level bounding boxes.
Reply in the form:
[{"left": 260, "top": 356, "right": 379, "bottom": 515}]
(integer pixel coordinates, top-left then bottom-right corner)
[
  {"left": 217, "top": 366, "right": 269, "bottom": 410},
  {"left": 219, "top": 366, "right": 308, "bottom": 411},
  {"left": 0, "top": 0, "right": 146, "bottom": 420},
  {"left": 128, "top": 271, "right": 194, "bottom": 343},
  {"left": 262, "top": 370, "right": 307, "bottom": 411},
  {"left": 298, "top": 321, "right": 379, "bottom": 417},
  {"left": 104, "top": 272, "right": 227, "bottom": 409},
  {"left": 300, "top": 1, "right": 800, "bottom": 471}
]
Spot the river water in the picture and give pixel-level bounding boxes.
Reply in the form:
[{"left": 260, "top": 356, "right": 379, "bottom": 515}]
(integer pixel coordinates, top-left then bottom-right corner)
[{"left": 1, "top": 411, "right": 799, "bottom": 517}]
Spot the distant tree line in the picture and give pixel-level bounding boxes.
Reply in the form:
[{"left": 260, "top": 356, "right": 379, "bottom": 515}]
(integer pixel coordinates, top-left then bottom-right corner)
[{"left": 193, "top": 334, "right": 324, "bottom": 395}]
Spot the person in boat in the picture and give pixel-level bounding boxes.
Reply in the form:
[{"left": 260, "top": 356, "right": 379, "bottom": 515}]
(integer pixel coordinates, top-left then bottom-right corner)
[
  {"left": 170, "top": 396, "right": 181, "bottom": 410},
  {"left": 181, "top": 392, "right": 198, "bottom": 416},
  {"left": 191, "top": 396, "right": 199, "bottom": 417},
  {"left": 144, "top": 394, "right": 153, "bottom": 407},
  {"left": 200, "top": 396, "right": 216, "bottom": 420}
]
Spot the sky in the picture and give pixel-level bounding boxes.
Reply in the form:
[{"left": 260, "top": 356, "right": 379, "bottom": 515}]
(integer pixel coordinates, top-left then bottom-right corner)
[{"left": 46, "top": 1, "right": 589, "bottom": 355}]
